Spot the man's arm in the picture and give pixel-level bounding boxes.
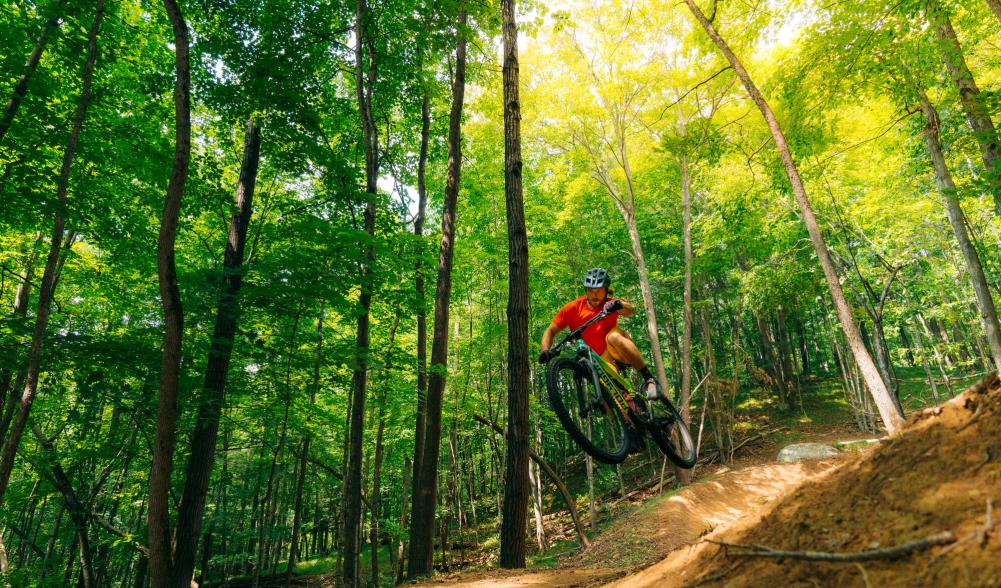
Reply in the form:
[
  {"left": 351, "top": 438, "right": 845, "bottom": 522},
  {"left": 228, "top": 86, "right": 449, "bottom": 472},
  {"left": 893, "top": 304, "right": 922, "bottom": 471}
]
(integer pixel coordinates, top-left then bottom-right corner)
[
  {"left": 616, "top": 299, "right": 636, "bottom": 318},
  {"left": 540, "top": 321, "right": 564, "bottom": 352}
]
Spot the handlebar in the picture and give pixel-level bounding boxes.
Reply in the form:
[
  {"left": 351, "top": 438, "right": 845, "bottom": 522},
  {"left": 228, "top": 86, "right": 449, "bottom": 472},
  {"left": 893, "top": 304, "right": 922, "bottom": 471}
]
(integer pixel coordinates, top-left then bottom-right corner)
[{"left": 546, "top": 310, "right": 609, "bottom": 359}]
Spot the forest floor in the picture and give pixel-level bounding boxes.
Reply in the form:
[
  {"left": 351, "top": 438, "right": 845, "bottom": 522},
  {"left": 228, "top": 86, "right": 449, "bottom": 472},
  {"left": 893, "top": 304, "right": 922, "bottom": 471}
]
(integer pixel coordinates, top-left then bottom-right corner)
[{"left": 414, "top": 369, "right": 1000, "bottom": 588}]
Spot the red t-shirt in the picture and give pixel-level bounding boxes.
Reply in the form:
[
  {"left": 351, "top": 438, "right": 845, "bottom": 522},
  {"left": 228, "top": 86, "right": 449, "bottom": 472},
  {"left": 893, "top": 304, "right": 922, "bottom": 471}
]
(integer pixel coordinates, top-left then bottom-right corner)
[{"left": 552, "top": 296, "right": 619, "bottom": 355}]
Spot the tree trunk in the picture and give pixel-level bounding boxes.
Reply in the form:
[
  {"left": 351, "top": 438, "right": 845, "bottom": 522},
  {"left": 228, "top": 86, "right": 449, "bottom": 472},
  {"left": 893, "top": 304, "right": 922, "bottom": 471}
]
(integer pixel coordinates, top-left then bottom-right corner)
[
  {"left": 529, "top": 418, "right": 546, "bottom": 551},
  {"left": 172, "top": 117, "right": 260, "bottom": 588},
  {"left": 0, "top": 0, "right": 104, "bottom": 506},
  {"left": 393, "top": 456, "right": 411, "bottom": 584},
  {"left": 0, "top": 233, "right": 43, "bottom": 446},
  {"left": 286, "top": 305, "right": 324, "bottom": 586},
  {"left": 500, "top": 0, "right": 530, "bottom": 568},
  {"left": 910, "top": 326, "right": 940, "bottom": 401},
  {"left": 926, "top": 1, "right": 1001, "bottom": 212},
  {"left": 869, "top": 313, "right": 901, "bottom": 413},
  {"left": 411, "top": 84, "right": 431, "bottom": 513},
  {"left": 407, "top": 6, "right": 467, "bottom": 579},
  {"left": 915, "top": 88, "right": 1001, "bottom": 374},
  {"left": 32, "top": 428, "right": 95, "bottom": 588},
  {"left": 680, "top": 153, "right": 694, "bottom": 424},
  {"left": 618, "top": 160, "right": 671, "bottom": 396},
  {"left": 684, "top": 0, "right": 905, "bottom": 433},
  {"left": 370, "top": 391, "right": 388, "bottom": 586},
  {"left": 0, "top": 10, "right": 62, "bottom": 143},
  {"left": 343, "top": 0, "right": 379, "bottom": 583},
  {"left": 987, "top": 0, "right": 1001, "bottom": 24},
  {"left": 678, "top": 150, "right": 694, "bottom": 485},
  {"left": 775, "top": 308, "right": 797, "bottom": 409},
  {"left": 148, "top": 0, "right": 191, "bottom": 583}
]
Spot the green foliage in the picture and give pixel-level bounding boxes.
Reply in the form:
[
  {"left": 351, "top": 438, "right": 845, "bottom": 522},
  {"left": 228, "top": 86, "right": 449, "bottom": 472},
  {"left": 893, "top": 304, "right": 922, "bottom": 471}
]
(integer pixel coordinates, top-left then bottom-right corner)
[{"left": 0, "top": 0, "right": 999, "bottom": 584}]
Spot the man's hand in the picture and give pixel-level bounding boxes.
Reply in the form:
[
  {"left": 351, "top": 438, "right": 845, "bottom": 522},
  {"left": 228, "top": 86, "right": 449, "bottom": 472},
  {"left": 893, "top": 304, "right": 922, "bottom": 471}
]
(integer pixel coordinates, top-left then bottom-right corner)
[
  {"left": 603, "top": 299, "right": 623, "bottom": 313},
  {"left": 539, "top": 349, "right": 554, "bottom": 364}
]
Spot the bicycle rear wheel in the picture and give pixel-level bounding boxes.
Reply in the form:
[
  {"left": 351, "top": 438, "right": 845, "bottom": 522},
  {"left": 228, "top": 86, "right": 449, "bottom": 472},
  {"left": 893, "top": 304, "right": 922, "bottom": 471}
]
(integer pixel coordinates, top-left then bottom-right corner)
[
  {"left": 546, "top": 358, "right": 630, "bottom": 464},
  {"left": 647, "top": 395, "right": 697, "bottom": 468}
]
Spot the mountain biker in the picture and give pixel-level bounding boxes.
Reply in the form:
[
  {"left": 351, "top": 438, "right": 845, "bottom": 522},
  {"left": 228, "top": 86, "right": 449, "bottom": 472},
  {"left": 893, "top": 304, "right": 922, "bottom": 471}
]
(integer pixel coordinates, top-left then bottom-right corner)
[{"left": 538, "top": 267, "right": 662, "bottom": 399}]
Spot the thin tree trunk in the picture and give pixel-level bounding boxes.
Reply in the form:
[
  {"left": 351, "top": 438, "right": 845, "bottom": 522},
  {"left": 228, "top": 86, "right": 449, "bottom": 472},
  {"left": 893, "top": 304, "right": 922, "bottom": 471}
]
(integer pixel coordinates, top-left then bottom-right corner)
[
  {"left": 370, "top": 325, "right": 395, "bottom": 588},
  {"left": 926, "top": 0, "right": 1001, "bottom": 212},
  {"left": 393, "top": 456, "right": 411, "bottom": 584},
  {"left": 0, "top": 0, "right": 104, "bottom": 506},
  {"left": 32, "top": 428, "right": 95, "bottom": 587},
  {"left": 914, "top": 87, "right": 1001, "bottom": 373},
  {"left": 343, "top": 0, "right": 379, "bottom": 583},
  {"left": 255, "top": 311, "right": 299, "bottom": 588},
  {"left": 148, "top": 0, "right": 191, "bottom": 583},
  {"left": 286, "top": 304, "right": 324, "bottom": 586},
  {"left": 474, "top": 415, "right": 590, "bottom": 549},
  {"left": 0, "top": 233, "right": 43, "bottom": 446},
  {"left": 0, "top": 10, "right": 62, "bottom": 143},
  {"left": 678, "top": 149, "right": 695, "bottom": 483},
  {"left": 621, "top": 178, "right": 670, "bottom": 397},
  {"left": 775, "top": 308, "right": 797, "bottom": 408},
  {"left": 684, "top": 0, "right": 904, "bottom": 433},
  {"left": 529, "top": 422, "right": 546, "bottom": 550},
  {"left": 911, "top": 326, "right": 940, "bottom": 401},
  {"left": 407, "top": 6, "right": 467, "bottom": 578},
  {"left": 172, "top": 117, "right": 261, "bottom": 588},
  {"left": 500, "top": 0, "right": 530, "bottom": 569}
]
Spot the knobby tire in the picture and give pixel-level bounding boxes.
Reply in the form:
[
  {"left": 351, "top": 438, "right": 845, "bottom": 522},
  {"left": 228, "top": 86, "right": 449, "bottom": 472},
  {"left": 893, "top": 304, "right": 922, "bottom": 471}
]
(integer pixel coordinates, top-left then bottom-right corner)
[{"left": 546, "top": 358, "right": 629, "bottom": 465}]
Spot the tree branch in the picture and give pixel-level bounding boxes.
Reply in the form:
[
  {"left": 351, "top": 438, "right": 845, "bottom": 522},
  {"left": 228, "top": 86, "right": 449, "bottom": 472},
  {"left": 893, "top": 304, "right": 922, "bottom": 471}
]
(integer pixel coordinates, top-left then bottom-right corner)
[{"left": 708, "top": 531, "right": 955, "bottom": 562}]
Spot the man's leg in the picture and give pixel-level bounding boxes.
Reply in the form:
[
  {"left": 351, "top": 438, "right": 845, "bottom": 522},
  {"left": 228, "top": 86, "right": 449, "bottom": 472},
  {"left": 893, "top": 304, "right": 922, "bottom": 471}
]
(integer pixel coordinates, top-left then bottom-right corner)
[
  {"left": 604, "top": 329, "right": 646, "bottom": 371},
  {"left": 605, "top": 329, "right": 660, "bottom": 397}
]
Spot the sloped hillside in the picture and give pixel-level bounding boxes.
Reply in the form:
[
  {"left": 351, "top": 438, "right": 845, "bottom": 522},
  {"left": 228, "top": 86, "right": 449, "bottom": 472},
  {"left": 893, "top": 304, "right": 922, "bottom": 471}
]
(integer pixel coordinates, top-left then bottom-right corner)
[{"left": 623, "top": 374, "right": 1001, "bottom": 588}]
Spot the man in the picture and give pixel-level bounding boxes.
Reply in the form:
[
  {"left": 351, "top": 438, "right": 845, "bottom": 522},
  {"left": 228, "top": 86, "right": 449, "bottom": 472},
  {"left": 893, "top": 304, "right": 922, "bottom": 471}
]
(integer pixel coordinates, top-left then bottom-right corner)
[{"left": 538, "top": 267, "right": 661, "bottom": 399}]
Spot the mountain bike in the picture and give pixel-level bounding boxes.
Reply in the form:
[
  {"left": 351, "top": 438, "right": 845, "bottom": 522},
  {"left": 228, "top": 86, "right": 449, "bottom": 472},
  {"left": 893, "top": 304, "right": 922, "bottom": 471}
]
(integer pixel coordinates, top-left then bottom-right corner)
[{"left": 542, "top": 311, "right": 697, "bottom": 467}]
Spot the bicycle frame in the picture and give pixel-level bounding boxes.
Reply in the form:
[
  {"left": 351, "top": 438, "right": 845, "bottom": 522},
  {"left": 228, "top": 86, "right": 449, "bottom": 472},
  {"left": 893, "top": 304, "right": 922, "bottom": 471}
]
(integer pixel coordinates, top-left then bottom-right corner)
[{"left": 573, "top": 339, "right": 643, "bottom": 426}]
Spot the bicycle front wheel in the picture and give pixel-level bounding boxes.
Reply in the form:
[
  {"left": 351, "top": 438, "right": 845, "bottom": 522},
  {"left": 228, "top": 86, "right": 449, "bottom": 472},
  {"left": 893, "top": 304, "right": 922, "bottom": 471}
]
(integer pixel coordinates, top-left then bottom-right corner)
[
  {"left": 546, "top": 358, "right": 630, "bottom": 465},
  {"left": 647, "top": 396, "right": 697, "bottom": 468}
]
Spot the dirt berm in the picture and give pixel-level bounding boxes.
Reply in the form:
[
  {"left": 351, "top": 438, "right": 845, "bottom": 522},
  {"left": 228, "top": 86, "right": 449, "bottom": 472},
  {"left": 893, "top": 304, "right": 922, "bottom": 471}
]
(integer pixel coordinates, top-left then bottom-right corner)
[{"left": 625, "top": 374, "right": 1001, "bottom": 588}]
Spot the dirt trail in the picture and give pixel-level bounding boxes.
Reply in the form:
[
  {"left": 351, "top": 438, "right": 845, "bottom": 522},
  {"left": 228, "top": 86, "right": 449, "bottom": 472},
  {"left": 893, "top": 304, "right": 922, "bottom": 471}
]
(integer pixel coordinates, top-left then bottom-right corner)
[
  {"left": 423, "top": 459, "right": 841, "bottom": 587},
  {"left": 424, "top": 375, "right": 1001, "bottom": 588}
]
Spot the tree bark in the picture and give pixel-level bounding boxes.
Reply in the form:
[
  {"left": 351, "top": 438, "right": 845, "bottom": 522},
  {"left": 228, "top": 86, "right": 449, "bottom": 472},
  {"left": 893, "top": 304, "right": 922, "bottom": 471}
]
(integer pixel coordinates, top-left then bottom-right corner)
[
  {"left": 407, "top": 6, "right": 467, "bottom": 578},
  {"left": 500, "top": 0, "right": 530, "bottom": 568},
  {"left": 926, "top": 1, "right": 1001, "bottom": 212},
  {"left": 987, "top": 0, "right": 1001, "bottom": 24},
  {"left": 684, "top": 0, "right": 904, "bottom": 433},
  {"left": 172, "top": 118, "right": 260, "bottom": 588},
  {"left": 0, "top": 0, "right": 104, "bottom": 506},
  {"left": 343, "top": 0, "right": 379, "bottom": 583},
  {"left": 914, "top": 88, "right": 1001, "bottom": 373},
  {"left": 411, "top": 85, "right": 431, "bottom": 511},
  {"left": 0, "top": 10, "right": 62, "bottom": 143},
  {"left": 147, "top": 0, "right": 191, "bottom": 583}
]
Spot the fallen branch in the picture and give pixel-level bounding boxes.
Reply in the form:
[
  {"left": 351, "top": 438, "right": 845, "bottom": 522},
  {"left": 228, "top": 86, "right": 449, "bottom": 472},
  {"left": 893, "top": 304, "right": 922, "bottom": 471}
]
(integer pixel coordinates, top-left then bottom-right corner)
[
  {"left": 474, "top": 413, "right": 591, "bottom": 548},
  {"left": 930, "top": 498, "right": 995, "bottom": 563},
  {"left": 729, "top": 426, "right": 788, "bottom": 454},
  {"left": 708, "top": 531, "right": 955, "bottom": 562}
]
